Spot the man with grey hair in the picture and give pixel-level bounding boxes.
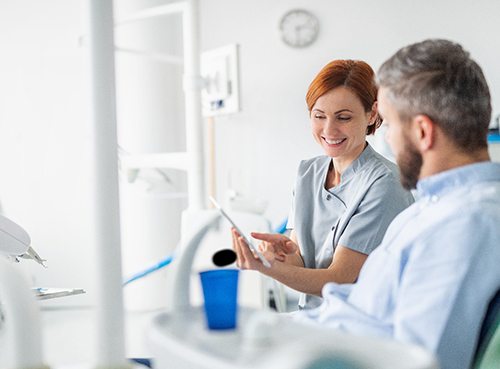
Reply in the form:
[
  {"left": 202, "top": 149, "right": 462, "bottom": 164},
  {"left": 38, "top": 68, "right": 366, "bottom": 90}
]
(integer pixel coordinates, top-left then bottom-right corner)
[{"left": 294, "top": 39, "right": 500, "bottom": 369}]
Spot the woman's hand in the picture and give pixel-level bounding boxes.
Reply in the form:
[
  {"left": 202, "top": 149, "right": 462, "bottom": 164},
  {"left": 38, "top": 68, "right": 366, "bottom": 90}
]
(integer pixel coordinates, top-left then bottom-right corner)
[
  {"left": 250, "top": 232, "right": 299, "bottom": 262},
  {"left": 231, "top": 228, "right": 276, "bottom": 270}
]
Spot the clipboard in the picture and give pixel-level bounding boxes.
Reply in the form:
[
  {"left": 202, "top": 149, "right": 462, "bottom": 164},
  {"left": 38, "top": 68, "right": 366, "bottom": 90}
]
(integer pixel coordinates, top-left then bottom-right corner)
[{"left": 33, "top": 287, "right": 86, "bottom": 300}]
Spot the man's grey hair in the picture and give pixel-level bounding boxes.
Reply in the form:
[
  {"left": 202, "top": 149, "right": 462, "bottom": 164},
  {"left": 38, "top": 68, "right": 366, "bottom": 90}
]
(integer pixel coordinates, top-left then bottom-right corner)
[{"left": 377, "top": 39, "right": 491, "bottom": 152}]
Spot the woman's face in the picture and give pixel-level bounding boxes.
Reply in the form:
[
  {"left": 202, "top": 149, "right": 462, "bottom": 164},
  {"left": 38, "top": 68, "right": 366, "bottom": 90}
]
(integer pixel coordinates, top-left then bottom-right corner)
[{"left": 310, "top": 86, "right": 373, "bottom": 161}]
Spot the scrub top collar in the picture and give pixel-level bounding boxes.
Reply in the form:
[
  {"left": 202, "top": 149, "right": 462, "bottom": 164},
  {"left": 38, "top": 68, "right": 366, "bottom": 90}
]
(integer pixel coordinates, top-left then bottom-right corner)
[
  {"left": 330, "top": 143, "right": 377, "bottom": 187},
  {"left": 416, "top": 161, "right": 500, "bottom": 199}
]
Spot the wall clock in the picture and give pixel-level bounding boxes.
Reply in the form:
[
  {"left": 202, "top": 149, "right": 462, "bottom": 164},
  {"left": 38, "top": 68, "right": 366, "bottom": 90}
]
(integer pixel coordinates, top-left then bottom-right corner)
[{"left": 279, "top": 9, "right": 319, "bottom": 48}]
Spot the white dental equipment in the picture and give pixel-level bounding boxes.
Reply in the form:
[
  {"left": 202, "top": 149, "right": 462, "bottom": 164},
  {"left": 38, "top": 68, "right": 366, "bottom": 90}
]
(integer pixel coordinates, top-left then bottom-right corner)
[
  {"left": 148, "top": 209, "right": 439, "bottom": 369},
  {"left": 0, "top": 214, "right": 47, "bottom": 267},
  {"left": 0, "top": 257, "right": 46, "bottom": 369},
  {"left": 209, "top": 196, "right": 271, "bottom": 268}
]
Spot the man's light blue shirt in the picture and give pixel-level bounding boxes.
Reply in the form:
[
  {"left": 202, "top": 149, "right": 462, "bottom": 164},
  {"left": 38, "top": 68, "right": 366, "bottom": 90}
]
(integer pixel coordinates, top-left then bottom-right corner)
[{"left": 294, "top": 162, "right": 500, "bottom": 369}]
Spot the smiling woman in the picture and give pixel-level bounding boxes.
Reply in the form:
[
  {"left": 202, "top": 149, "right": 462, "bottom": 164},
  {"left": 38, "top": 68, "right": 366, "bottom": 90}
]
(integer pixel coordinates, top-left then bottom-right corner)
[
  {"left": 310, "top": 86, "right": 376, "bottom": 184},
  {"left": 232, "top": 59, "right": 415, "bottom": 310}
]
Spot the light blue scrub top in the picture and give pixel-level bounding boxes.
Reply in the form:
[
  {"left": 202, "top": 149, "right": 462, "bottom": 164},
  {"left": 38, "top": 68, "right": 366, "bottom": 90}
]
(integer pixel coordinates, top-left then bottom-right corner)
[
  {"left": 294, "top": 162, "right": 500, "bottom": 369},
  {"left": 288, "top": 144, "right": 414, "bottom": 308}
]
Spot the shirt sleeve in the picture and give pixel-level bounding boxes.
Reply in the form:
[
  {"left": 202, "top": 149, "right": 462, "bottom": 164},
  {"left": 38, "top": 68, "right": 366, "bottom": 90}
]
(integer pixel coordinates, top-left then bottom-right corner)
[
  {"left": 338, "top": 175, "right": 413, "bottom": 254},
  {"left": 293, "top": 281, "right": 393, "bottom": 338}
]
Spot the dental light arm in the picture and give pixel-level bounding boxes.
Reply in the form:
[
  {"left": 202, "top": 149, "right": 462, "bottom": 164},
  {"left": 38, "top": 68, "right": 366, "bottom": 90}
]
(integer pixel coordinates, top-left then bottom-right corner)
[
  {"left": 167, "top": 210, "right": 221, "bottom": 312},
  {"left": 0, "top": 214, "right": 47, "bottom": 267}
]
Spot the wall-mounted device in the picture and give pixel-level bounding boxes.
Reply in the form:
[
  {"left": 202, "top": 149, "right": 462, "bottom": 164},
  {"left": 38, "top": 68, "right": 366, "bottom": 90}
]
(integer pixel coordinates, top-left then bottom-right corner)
[{"left": 201, "top": 44, "right": 240, "bottom": 117}]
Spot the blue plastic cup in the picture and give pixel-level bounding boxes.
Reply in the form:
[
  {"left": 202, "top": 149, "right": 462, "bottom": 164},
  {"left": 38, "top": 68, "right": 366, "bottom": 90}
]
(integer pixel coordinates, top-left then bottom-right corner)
[{"left": 199, "top": 269, "right": 239, "bottom": 330}]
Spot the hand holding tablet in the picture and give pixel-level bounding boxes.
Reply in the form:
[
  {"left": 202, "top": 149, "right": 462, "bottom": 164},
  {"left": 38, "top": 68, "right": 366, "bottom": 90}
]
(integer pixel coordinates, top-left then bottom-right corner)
[{"left": 209, "top": 196, "right": 271, "bottom": 268}]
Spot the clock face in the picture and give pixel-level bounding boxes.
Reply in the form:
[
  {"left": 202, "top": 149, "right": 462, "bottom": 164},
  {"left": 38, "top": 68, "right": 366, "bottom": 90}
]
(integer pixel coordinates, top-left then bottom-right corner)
[{"left": 279, "top": 9, "right": 319, "bottom": 48}]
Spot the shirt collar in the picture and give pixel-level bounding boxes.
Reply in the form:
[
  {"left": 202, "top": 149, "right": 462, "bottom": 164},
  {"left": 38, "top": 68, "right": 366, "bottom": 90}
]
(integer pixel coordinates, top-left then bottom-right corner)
[
  {"left": 339, "top": 143, "right": 376, "bottom": 182},
  {"left": 416, "top": 161, "right": 500, "bottom": 198}
]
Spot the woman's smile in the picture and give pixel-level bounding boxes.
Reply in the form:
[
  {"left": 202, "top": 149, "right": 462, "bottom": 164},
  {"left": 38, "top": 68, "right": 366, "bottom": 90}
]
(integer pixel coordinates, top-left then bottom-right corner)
[{"left": 323, "top": 137, "right": 347, "bottom": 146}]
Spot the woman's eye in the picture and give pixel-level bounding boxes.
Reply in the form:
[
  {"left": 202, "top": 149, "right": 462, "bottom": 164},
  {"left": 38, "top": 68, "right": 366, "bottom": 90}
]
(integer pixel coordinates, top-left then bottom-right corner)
[
  {"left": 314, "top": 115, "right": 325, "bottom": 119},
  {"left": 337, "top": 116, "right": 352, "bottom": 121}
]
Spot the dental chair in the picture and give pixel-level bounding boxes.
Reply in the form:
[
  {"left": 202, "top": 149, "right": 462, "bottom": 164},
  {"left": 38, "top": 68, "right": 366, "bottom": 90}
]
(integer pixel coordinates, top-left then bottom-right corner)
[
  {"left": 474, "top": 288, "right": 500, "bottom": 369},
  {"left": 476, "top": 322, "right": 500, "bottom": 369}
]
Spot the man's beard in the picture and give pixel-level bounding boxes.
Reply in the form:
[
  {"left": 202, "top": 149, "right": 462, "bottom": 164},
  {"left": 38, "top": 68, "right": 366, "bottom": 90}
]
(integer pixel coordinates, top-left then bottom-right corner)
[{"left": 397, "top": 137, "right": 423, "bottom": 190}]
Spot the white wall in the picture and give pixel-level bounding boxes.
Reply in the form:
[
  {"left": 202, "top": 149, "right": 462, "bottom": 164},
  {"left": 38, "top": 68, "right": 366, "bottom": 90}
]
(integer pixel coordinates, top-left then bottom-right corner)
[
  {"left": 0, "top": 0, "right": 499, "bottom": 307},
  {"left": 0, "top": 0, "right": 96, "bottom": 306},
  {"left": 199, "top": 0, "right": 500, "bottom": 225}
]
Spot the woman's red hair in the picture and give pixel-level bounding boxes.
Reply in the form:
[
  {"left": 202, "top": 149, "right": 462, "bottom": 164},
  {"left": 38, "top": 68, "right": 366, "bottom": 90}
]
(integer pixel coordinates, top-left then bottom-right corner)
[{"left": 306, "top": 60, "right": 382, "bottom": 135}]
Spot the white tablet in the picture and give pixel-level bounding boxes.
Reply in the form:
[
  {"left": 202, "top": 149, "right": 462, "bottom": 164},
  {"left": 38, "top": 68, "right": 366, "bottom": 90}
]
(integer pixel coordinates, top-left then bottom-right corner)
[{"left": 209, "top": 196, "right": 271, "bottom": 268}]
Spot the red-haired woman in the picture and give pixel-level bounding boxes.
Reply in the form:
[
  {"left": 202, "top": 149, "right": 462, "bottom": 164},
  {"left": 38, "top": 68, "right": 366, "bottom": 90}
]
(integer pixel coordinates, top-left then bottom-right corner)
[{"left": 233, "top": 60, "right": 414, "bottom": 309}]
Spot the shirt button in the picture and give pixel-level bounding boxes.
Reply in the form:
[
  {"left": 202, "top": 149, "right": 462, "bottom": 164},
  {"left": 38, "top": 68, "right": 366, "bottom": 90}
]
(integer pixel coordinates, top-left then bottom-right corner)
[{"left": 326, "top": 194, "right": 332, "bottom": 200}]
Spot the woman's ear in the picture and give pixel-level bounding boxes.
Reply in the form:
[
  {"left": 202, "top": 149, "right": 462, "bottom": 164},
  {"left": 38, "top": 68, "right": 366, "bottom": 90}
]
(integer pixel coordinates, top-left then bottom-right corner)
[{"left": 368, "top": 101, "right": 378, "bottom": 126}]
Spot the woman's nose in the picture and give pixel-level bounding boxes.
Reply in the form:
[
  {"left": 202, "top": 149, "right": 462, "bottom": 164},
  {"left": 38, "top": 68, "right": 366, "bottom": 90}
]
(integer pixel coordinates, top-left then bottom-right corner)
[{"left": 322, "top": 118, "right": 339, "bottom": 134}]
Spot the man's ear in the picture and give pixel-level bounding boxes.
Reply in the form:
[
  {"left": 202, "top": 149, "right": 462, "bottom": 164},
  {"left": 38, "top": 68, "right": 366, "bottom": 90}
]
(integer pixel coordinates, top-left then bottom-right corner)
[{"left": 412, "top": 114, "right": 435, "bottom": 151}]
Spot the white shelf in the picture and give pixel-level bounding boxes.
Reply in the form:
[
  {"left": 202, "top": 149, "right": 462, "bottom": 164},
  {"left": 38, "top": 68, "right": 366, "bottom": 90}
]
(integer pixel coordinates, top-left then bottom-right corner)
[
  {"left": 115, "top": 0, "right": 205, "bottom": 210},
  {"left": 115, "top": 47, "right": 183, "bottom": 66},
  {"left": 120, "top": 152, "right": 189, "bottom": 172},
  {"left": 114, "top": 2, "right": 186, "bottom": 26}
]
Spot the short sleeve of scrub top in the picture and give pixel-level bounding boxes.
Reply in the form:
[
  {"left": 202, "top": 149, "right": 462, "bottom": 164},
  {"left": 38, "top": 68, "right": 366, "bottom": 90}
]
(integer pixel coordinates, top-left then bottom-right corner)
[{"left": 287, "top": 144, "right": 414, "bottom": 308}]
